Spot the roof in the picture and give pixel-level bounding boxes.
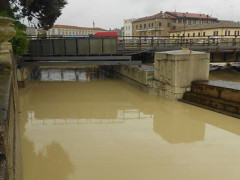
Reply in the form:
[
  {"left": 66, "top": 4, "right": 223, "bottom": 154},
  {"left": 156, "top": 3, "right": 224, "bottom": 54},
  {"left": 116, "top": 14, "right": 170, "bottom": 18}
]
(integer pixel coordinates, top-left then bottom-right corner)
[
  {"left": 133, "top": 12, "right": 164, "bottom": 23},
  {"left": 165, "top": 11, "right": 217, "bottom": 20},
  {"left": 94, "top": 31, "right": 118, "bottom": 36},
  {"left": 171, "top": 22, "right": 240, "bottom": 32},
  {"left": 52, "top": 25, "right": 106, "bottom": 31}
]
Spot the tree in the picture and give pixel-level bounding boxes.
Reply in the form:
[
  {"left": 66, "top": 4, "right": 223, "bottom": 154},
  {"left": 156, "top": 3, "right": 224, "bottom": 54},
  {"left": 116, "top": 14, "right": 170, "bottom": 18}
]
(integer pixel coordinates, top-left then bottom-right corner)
[
  {"left": 0, "top": 0, "right": 67, "bottom": 30},
  {"left": 0, "top": 0, "right": 67, "bottom": 55}
]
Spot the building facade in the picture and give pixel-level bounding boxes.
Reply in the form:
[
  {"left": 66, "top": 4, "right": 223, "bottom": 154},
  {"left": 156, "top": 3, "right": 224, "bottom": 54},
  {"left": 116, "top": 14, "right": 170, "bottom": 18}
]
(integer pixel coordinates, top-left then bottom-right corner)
[
  {"left": 131, "top": 11, "right": 218, "bottom": 37},
  {"left": 46, "top": 25, "right": 106, "bottom": 36},
  {"left": 124, "top": 18, "right": 136, "bottom": 38},
  {"left": 170, "top": 22, "right": 240, "bottom": 38},
  {"left": 132, "top": 12, "right": 171, "bottom": 37},
  {"left": 165, "top": 11, "right": 219, "bottom": 31}
]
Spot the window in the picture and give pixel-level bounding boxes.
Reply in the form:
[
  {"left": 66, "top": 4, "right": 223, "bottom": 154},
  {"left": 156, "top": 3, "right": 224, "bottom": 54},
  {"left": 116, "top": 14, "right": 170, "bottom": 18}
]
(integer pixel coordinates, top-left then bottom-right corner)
[
  {"left": 193, "top": 33, "right": 195, "bottom": 37},
  {"left": 225, "top": 30, "right": 230, "bottom": 36},
  {"left": 167, "top": 23, "right": 170, "bottom": 27},
  {"left": 203, "top": 32, "right": 206, "bottom": 36},
  {"left": 188, "top": 33, "right": 190, "bottom": 37},
  {"left": 213, "top": 31, "right": 218, "bottom": 36},
  {"left": 234, "top": 31, "right": 239, "bottom": 36},
  {"left": 149, "top": 23, "right": 151, "bottom": 27},
  {"left": 198, "top": 32, "right": 201, "bottom": 37},
  {"left": 159, "top": 22, "right": 162, "bottom": 27},
  {"left": 152, "top": 23, "right": 154, "bottom": 27},
  {"left": 140, "top": 24, "right": 142, "bottom": 29},
  {"left": 173, "top": 34, "right": 175, "bottom": 38},
  {"left": 136, "top": 25, "right": 138, "bottom": 29},
  {"left": 144, "top": 24, "right": 146, "bottom": 29}
]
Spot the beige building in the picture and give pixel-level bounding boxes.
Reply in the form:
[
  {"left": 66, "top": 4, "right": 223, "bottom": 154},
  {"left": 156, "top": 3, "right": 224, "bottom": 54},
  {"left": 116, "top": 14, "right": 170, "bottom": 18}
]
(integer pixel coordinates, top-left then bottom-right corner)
[
  {"left": 170, "top": 22, "right": 240, "bottom": 38},
  {"left": 165, "top": 11, "right": 218, "bottom": 31},
  {"left": 132, "top": 11, "right": 218, "bottom": 37},
  {"left": 132, "top": 12, "right": 171, "bottom": 37},
  {"left": 46, "top": 25, "right": 106, "bottom": 36}
]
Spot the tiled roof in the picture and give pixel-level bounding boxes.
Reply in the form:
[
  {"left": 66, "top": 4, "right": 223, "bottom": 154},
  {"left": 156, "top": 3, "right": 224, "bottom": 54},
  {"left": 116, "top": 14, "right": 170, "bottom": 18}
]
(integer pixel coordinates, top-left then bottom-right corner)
[
  {"left": 133, "top": 12, "right": 164, "bottom": 23},
  {"left": 171, "top": 22, "right": 240, "bottom": 32},
  {"left": 52, "top": 25, "right": 106, "bottom": 31},
  {"left": 165, "top": 11, "right": 217, "bottom": 20}
]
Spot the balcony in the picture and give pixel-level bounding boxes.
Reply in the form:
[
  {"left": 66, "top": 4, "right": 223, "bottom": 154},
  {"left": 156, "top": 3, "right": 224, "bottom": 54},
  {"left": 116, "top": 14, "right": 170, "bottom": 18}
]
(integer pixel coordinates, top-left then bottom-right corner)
[
  {"left": 137, "top": 28, "right": 147, "bottom": 32},
  {"left": 149, "top": 27, "right": 164, "bottom": 31}
]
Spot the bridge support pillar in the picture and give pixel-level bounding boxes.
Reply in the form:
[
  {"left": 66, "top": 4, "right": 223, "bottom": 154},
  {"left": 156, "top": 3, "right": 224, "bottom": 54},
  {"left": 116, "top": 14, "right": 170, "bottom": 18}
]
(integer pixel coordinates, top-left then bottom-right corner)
[{"left": 154, "top": 49, "right": 210, "bottom": 100}]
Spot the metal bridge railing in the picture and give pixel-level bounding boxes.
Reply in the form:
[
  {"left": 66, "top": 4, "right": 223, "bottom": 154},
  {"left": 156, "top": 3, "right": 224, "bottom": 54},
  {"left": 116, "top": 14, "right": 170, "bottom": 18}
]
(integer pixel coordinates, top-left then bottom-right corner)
[{"left": 26, "top": 35, "right": 240, "bottom": 56}]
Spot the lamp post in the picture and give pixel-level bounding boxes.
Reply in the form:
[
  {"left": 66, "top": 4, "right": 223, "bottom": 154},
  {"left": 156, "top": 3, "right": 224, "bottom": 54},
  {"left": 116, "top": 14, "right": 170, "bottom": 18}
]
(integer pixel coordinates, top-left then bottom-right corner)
[{"left": 183, "top": 13, "right": 186, "bottom": 38}]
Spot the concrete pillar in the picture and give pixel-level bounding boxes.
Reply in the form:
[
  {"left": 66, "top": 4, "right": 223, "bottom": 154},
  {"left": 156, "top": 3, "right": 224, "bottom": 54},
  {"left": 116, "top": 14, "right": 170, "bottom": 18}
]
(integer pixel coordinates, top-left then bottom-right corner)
[{"left": 154, "top": 49, "right": 210, "bottom": 100}]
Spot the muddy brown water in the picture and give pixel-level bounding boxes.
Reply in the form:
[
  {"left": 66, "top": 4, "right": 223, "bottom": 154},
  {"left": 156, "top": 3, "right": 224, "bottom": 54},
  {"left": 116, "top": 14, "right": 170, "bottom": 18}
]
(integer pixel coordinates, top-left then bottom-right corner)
[{"left": 19, "top": 69, "right": 240, "bottom": 180}]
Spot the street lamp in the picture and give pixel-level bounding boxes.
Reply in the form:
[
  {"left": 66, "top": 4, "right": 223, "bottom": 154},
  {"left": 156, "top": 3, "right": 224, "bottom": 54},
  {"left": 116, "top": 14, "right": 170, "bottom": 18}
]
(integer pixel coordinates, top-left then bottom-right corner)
[{"left": 183, "top": 13, "right": 186, "bottom": 38}]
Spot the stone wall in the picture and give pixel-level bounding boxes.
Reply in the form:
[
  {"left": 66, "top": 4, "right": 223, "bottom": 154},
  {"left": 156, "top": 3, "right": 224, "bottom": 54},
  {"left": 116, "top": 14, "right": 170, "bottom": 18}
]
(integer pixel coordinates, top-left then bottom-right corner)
[{"left": 0, "top": 17, "right": 22, "bottom": 180}]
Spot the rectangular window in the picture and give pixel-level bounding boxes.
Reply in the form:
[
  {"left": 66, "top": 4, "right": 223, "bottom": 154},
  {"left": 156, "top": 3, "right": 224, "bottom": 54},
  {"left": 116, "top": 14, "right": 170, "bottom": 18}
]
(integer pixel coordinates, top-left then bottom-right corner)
[
  {"left": 188, "top": 33, "right": 190, "bottom": 37},
  {"left": 203, "top": 32, "right": 206, "bottom": 36},
  {"left": 159, "top": 22, "right": 162, "bottom": 27},
  {"left": 213, "top": 31, "right": 218, "bottom": 36},
  {"left": 144, "top": 24, "right": 146, "bottom": 29},
  {"left": 167, "top": 23, "right": 170, "bottom": 27},
  {"left": 193, "top": 33, "right": 195, "bottom": 37},
  {"left": 198, "top": 32, "right": 201, "bottom": 37}
]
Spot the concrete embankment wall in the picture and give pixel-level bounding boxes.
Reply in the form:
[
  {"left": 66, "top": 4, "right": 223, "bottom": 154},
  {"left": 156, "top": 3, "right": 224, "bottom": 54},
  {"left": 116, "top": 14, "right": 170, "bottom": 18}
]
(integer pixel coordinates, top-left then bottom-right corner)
[
  {"left": 112, "top": 50, "right": 210, "bottom": 100},
  {"left": 112, "top": 65, "right": 161, "bottom": 95},
  {"left": 0, "top": 43, "right": 23, "bottom": 180}
]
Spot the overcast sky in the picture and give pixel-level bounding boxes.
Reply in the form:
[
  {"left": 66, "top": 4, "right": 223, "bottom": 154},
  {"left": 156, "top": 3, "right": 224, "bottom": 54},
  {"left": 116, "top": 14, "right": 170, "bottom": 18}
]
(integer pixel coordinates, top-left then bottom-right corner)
[{"left": 55, "top": 0, "right": 240, "bottom": 30}]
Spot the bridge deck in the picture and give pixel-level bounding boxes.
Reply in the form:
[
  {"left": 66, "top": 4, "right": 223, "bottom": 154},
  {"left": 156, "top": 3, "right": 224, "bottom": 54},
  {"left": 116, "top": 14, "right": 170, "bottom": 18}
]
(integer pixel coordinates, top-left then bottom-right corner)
[{"left": 20, "top": 56, "right": 142, "bottom": 66}]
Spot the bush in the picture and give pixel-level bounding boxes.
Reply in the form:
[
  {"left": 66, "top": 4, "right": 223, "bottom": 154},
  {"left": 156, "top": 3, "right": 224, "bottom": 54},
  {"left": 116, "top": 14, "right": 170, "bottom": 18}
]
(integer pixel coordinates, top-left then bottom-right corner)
[{"left": 10, "top": 23, "right": 29, "bottom": 56}]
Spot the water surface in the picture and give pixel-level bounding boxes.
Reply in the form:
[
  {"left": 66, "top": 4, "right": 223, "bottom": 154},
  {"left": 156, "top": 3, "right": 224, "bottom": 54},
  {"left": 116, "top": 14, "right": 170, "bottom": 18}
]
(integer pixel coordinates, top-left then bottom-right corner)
[{"left": 19, "top": 70, "right": 240, "bottom": 180}]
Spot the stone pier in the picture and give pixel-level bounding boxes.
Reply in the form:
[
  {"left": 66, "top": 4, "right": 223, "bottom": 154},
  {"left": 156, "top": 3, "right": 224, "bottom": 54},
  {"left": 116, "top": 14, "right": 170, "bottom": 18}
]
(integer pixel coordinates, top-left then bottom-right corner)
[{"left": 154, "top": 50, "right": 210, "bottom": 99}]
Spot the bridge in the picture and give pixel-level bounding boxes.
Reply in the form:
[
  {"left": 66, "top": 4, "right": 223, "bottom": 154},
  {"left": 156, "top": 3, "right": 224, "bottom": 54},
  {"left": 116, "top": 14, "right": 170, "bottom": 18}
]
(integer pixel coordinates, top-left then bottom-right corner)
[{"left": 20, "top": 35, "right": 240, "bottom": 67}]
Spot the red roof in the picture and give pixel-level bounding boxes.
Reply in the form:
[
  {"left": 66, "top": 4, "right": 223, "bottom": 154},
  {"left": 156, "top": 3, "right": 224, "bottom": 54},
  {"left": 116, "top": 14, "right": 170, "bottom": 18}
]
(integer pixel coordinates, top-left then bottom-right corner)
[
  {"left": 133, "top": 12, "right": 164, "bottom": 23},
  {"left": 165, "top": 11, "right": 217, "bottom": 20},
  {"left": 53, "top": 24, "right": 106, "bottom": 31}
]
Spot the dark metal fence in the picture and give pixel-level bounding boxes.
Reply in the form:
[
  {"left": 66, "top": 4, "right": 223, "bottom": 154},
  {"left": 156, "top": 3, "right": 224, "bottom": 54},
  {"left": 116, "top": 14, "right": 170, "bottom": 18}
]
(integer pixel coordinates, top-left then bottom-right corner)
[
  {"left": 26, "top": 35, "right": 240, "bottom": 56},
  {"left": 28, "top": 37, "right": 117, "bottom": 56}
]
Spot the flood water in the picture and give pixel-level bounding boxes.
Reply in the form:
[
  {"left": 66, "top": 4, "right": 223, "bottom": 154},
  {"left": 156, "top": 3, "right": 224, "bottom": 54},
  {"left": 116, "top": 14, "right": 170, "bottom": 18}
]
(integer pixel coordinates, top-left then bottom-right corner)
[{"left": 19, "top": 69, "right": 240, "bottom": 180}]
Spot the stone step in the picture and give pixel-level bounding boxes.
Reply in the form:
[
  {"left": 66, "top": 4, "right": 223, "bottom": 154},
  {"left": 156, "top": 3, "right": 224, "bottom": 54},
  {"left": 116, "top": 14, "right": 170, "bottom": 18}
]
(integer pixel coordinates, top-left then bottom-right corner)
[
  {"left": 191, "top": 80, "right": 240, "bottom": 103},
  {"left": 181, "top": 92, "right": 240, "bottom": 119}
]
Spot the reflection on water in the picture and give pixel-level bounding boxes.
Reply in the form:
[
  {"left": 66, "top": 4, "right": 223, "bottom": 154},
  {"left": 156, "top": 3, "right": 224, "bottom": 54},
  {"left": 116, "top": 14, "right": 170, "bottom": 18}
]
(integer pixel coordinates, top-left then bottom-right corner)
[
  {"left": 20, "top": 77, "right": 240, "bottom": 180},
  {"left": 40, "top": 68, "right": 110, "bottom": 81},
  {"left": 209, "top": 69, "right": 240, "bottom": 83}
]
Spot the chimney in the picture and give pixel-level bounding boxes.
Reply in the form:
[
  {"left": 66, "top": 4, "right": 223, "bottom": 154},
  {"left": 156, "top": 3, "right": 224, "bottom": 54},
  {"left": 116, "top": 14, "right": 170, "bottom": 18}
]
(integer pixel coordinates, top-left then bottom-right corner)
[{"left": 160, "top": 11, "right": 163, "bottom": 17}]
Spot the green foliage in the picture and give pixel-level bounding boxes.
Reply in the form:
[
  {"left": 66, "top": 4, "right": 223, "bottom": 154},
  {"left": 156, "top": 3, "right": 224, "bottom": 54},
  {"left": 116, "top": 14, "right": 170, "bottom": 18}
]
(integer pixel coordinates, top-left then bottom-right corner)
[
  {"left": 1, "top": 0, "right": 68, "bottom": 30},
  {"left": 10, "top": 22, "right": 29, "bottom": 56}
]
